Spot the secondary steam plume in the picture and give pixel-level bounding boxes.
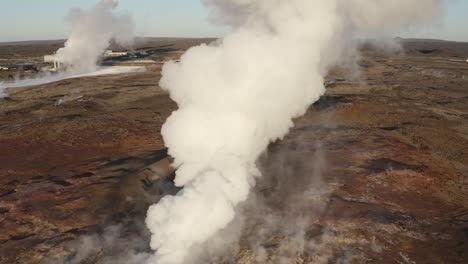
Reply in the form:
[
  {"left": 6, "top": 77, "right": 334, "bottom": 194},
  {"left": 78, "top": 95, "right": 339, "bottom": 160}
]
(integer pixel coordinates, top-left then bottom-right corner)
[
  {"left": 55, "top": 0, "right": 134, "bottom": 73},
  {"left": 0, "top": 0, "right": 135, "bottom": 94},
  {"left": 146, "top": 1, "right": 442, "bottom": 263}
]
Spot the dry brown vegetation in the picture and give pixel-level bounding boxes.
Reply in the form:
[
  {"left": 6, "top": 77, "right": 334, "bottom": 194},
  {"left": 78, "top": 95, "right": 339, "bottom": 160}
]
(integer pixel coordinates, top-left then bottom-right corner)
[{"left": 0, "top": 38, "right": 467, "bottom": 263}]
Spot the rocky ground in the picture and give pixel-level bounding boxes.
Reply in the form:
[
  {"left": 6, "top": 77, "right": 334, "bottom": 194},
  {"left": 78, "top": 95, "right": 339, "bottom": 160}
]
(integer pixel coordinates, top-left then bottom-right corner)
[{"left": 0, "top": 39, "right": 467, "bottom": 263}]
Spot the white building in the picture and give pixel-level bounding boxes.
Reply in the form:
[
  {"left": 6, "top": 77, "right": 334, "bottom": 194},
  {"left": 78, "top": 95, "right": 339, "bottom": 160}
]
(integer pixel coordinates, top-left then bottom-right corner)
[{"left": 104, "top": 50, "right": 128, "bottom": 57}]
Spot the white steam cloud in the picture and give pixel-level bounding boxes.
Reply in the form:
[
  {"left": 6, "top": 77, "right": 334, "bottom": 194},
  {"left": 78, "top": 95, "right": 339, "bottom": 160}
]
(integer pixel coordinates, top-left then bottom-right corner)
[
  {"left": 145, "top": 1, "right": 442, "bottom": 263},
  {"left": 0, "top": 0, "right": 135, "bottom": 94},
  {"left": 56, "top": 0, "right": 134, "bottom": 73}
]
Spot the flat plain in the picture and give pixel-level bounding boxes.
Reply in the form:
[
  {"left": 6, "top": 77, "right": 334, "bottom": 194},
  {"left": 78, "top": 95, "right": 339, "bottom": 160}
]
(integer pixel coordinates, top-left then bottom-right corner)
[{"left": 0, "top": 38, "right": 467, "bottom": 263}]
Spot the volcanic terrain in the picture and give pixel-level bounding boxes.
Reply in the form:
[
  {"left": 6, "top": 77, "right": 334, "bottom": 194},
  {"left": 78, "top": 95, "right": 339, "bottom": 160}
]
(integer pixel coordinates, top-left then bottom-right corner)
[{"left": 0, "top": 38, "right": 467, "bottom": 263}]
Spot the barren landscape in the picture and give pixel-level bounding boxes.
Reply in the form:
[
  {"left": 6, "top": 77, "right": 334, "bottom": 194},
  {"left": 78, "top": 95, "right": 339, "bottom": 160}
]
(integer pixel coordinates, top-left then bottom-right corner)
[{"left": 0, "top": 38, "right": 467, "bottom": 263}]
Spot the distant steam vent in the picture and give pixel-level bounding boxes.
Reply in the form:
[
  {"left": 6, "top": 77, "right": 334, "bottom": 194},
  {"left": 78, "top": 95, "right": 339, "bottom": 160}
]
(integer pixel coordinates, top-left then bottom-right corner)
[
  {"left": 44, "top": 54, "right": 65, "bottom": 72},
  {"left": 54, "top": 0, "right": 135, "bottom": 73},
  {"left": 43, "top": 49, "right": 130, "bottom": 72}
]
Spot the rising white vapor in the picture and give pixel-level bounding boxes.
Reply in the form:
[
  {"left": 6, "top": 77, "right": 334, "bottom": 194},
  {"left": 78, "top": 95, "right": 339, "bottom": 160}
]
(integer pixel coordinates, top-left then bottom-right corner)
[
  {"left": 145, "top": 1, "right": 442, "bottom": 263},
  {"left": 0, "top": 0, "right": 135, "bottom": 94},
  {"left": 55, "top": 0, "right": 134, "bottom": 73}
]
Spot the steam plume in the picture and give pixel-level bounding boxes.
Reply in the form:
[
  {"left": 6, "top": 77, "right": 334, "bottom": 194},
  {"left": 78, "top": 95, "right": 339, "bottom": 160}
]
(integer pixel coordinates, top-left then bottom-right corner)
[
  {"left": 55, "top": 0, "right": 134, "bottom": 73},
  {"left": 0, "top": 0, "right": 135, "bottom": 93},
  {"left": 145, "top": 1, "right": 442, "bottom": 263}
]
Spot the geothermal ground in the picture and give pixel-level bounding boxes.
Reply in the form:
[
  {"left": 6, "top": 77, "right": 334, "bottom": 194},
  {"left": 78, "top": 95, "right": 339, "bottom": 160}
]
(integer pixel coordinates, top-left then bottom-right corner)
[{"left": 0, "top": 39, "right": 467, "bottom": 263}]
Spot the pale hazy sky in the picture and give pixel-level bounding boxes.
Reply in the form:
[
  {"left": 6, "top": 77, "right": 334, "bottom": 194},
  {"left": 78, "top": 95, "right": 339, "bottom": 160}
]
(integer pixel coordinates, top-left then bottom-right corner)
[{"left": 0, "top": 0, "right": 467, "bottom": 42}]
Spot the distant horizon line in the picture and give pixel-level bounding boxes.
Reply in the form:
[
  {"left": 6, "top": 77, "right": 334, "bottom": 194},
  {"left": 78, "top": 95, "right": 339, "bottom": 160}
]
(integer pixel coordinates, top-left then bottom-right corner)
[
  {"left": 0, "top": 36, "right": 220, "bottom": 45},
  {"left": 0, "top": 36, "right": 467, "bottom": 45}
]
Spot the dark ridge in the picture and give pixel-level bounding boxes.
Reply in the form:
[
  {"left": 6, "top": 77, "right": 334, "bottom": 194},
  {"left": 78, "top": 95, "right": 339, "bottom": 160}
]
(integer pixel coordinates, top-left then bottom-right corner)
[
  {"left": 419, "top": 49, "right": 440, "bottom": 54},
  {"left": 402, "top": 122, "right": 418, "bottom": 126},
  {"left": 166, "top": 171, "right": 176, "bottom": 183},
  {"left": 378, "top": 126, "right": 399, "bottom": 131},
  {"left": 367, "top": 158, "right": 424, "bottom": 173},
  {"left": 0, "top": 190, "right": 16, "bottom": 198},
  {"left": 126, "top": 107, "right": 147, "bottom": 110},
  {"left": 328, "top": 195, "right": 416, "bottom": 224},
  {"left": 362, "top": 210, "right": 416, "bottom": 224},
  {"left": 296, "top": 124, "right": 357, "bottom": 132},
  {"left": 101, "top": 176, "right": 121, "bottom": 180},
  {"left": 134, "top": 44, "right": 173, "bottom": 50},
  {"left": 70, "top": 172, "right": 95, "bottom": 179},
  {"left": 101, "top": 157, "right": 134, "bottom": 167},
  {"left": 6, "top": 233, "right": 35, "bottom": 242},
  {"left": 120, "top": 84, "right": 154, "bottom": 88},
  {"left": 0, "top": 39, "right": 65, "bottom": 46},
  {"left": 143, "top": 149, "right": 169, "bottom": 166},
  {"left": 61, "top": 114, "right": 82, "bottom": 120},
  {"left": 52, "top": 81, "right": 72, "bottom": 87},
  {"left": 110, "top": 168, "right": 134, "bottom": 174},
  {"left": 5, "top": 109, "right": 26, "bottom": 115},
  {"left": 51, "top": 178, "right": 73, "bottom": 187},
  {"left": 64, "top": 228, "right": 93, "bottom": 235},
  {"left": 149, "top": 47, "right": 179, "bottom": 54},
  {"left": 313, "top": 95, "right": 352, "bottom": 110}
]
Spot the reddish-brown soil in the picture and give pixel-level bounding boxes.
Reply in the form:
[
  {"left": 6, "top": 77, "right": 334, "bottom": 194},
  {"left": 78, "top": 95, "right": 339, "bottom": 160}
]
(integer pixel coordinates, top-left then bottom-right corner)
[{"left": 0, "top": 39, "right": 467, "bottom": 263}]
